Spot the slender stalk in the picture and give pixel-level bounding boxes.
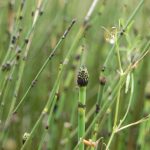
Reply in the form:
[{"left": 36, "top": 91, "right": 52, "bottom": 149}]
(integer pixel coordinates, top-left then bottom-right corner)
[
  {"left": 0, "top": 63, "right": 16, "bottom": 120},
  {"left": 11, "top": 0, "right": 99, "bottom": 115},
  {"left": 104, "top": 0, "right": 144, "bottom": 66},
  {"left": 84, "top": 0, "right": 100, "bottom": 24},
  {"left": 115, "top": 35, "right": 123, "bottom": 73},
  {"left": 0, "top": 0, "right": 26, "bottom": 96},
  {"left": 73, "top": 72, "right": 127, "bottom": 150},
  {"left": 127, "top": 53, "right": 149, "bottom": 149},
  {"left": 3, "top": 0, "right": 45, "bottom": 129},
  {"left": 13, "top": 19, "right": 76, "bottom": 113},
  {"left": 106, "top": 72, "right": 135, "bottom": 150},
  {"left": 64, "top": 79, "right": 122, "bottom": 149},
  {"left": 55, "top": 47, "right": 82, "bottom": 120},
  {"left": 105, "top": 77, "right": 122, "bottom": 150},
  {"left": 77, "top": 66, "right": 89, "bottom": 150},
  {"left": 118, "top": 73, "right": 134, "bottom": 127},
  {"left": 20, "top": 64, "right": 63, "bottom": 150},
  {"left": 90, "top": 77, "right": 106, "bottom": 150},
  {"left": 113, "top": 79, "right": 121, "bottom": 129},
  {"left": 78, "top": 87, "right": 86, "bottom": 150},
  {"left": 115, "top": 114, "right": 150, "bottom": 133},
  {"left": 21, "top": 113, "right": 45, "bottom": 150},
  {"left": 38, "top": 82, "right": 60, "bottom": 149},
  {"left": 0, "top": 0, "right": 26, "bottom": 68}
]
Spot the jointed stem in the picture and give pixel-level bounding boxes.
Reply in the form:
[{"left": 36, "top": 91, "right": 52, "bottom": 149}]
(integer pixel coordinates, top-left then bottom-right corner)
[
  {"left": 20, "top": 64, "right": 62, "bottom": 150},
  {"left": 78, "top": 87, "right": 86, "bottom": 150},
  {"left": 13, "top": 19, "right": 76, "bottom": 113},
  {"left": 90, "top": 85, "right": 104, "bottom": 150}
]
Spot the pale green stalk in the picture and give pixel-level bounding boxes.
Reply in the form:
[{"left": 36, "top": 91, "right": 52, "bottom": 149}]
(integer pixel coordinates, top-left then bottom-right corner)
[{"left": 78, "top": 87, "right": 86, "bottom": 150}]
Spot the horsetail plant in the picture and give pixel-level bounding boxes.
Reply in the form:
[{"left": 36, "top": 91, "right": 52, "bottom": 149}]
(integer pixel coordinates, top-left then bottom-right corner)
[
  {"left": 90, "top": 75, "right": 106, "bottom": 150},
  {"left": 77, "top": 66, "right": 89, "bottom": 150},
  {"left": 0, "top": 0, "right": 150, "bottom": 149}
]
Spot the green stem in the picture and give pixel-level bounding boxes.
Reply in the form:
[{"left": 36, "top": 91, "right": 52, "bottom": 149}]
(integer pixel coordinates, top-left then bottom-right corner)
[
  {"left": 113, "top": 79, "right": 121, "bottom": 128},
  {"left": 116, "top": 114, "right": 150, "bottom": 133},
  {"left": 13, "top": 19, "right": 76, "bottom": 113},
  {"left": 116, "top": 37, "right": 122, "bottom": 73},
  {"left": 0, "top": 64, "right": 15, "bottom": 120},
  {"left": 74, "top": 74, "right": 126, "bottom": 150},
  {"left": 21, "top": 113, "right": 45, "bottom": 150},
  {"left": 118, "top": 73, "right": 134, "bottom": 127},
  {"left": 90, "top": 86, "right": 104, "bottom": 150},
  {"left": 3, "top": 0, "right": 46, "bottom": 131},
  {"left": 78, "top": 87, "right": 86, "bottom": 150},
  {"left": 106, "top": 77, "right": 122, "bottom": 150},
  {"left": 106, "top": 132, "right": 115, "bottom": 150},
  {"left": 38, "top": 82, "right": 60, "bottom": 149},
  {"left": 106, "top": 73, "right": 135, "bottom": 149},
  {"left": 20, "top": 64, "right": 62, "bottom": 150},
  {"left": 104, "top": 0, "right": 144, "bottom": 66}
]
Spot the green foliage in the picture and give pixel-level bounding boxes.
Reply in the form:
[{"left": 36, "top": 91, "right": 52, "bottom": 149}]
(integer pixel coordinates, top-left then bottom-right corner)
[{"left": 0, "top": 0, "right": 150, "bottom": 149}]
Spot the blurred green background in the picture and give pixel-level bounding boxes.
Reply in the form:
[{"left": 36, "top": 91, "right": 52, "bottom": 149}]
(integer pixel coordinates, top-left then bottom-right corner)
[{"left": 0, "top": 0, "right": 150, "bottom": 149}]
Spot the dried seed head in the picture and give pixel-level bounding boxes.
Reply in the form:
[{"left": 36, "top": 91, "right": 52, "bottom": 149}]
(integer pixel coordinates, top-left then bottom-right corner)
[
  {"left": 22, "top": 132, "right": 30, "bottom": 144},
  {"left": 99, "top": 76, "right": 106, "bottom": 85},
  {"left": 77, "top": 66, "right": 89, "bottom": 87}
]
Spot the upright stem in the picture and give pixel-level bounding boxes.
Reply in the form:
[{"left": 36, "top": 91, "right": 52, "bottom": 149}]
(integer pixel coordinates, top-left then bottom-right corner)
[
  {"left": 106, "top": 76, "right": 122, "bottom": 150},
  {"left": 91, "top": 80, "right": 105, "bottom": 150},
  {"left": 78, "top": 87, "right": 86, "bottom": 150},
  {"left": 113, "top": 80, "right": 121, "bottom": 128},
  {"left": 77, "top": 66, "right": 89, "bottom": 150}
]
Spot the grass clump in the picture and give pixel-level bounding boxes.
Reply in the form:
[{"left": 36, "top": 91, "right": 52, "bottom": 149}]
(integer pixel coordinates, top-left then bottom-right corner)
[{"left": 0, "top": 0, "right": 150, "bottom": 150}]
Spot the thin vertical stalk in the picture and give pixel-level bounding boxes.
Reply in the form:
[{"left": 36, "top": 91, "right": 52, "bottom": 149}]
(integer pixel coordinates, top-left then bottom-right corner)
[
  {"left": 4, "top": 0, "right": 45, "bottom": 127},
  {"left": 105, "top": 77, "right": 122, "bottom": 150},
  {"left": 77, "top": 66, "right": 89, "bottom": 150},
  {"left": 90, "top": 85, "right": 104, "bottom": 150},
  {"left": 12, "top": 19, "right": 76, "bottom": 113},
  {"left": 78, "top": 87, "right": 86, "bottom": 150},
  {"left": 38, "top": 82, "right": 60, "bottom": 150},
  {"left": 20, "top": 64, "right": 63, "bottom": 150}
]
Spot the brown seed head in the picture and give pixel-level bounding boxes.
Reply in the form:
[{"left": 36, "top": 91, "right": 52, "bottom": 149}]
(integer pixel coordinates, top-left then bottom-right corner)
[{"left": 77, "top": 66, "right": 89, "bottom": 87}]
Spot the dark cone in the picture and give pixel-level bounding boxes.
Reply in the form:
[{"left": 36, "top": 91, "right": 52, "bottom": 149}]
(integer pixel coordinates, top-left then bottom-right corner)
[{"left": 77, "top": 66, "right": 89, "bottom": 87}]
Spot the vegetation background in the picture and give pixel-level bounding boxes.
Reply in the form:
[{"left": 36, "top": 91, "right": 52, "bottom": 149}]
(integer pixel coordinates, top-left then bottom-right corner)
[{"left": 0, "top": 0, "right": 150, "bottom": 149}]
